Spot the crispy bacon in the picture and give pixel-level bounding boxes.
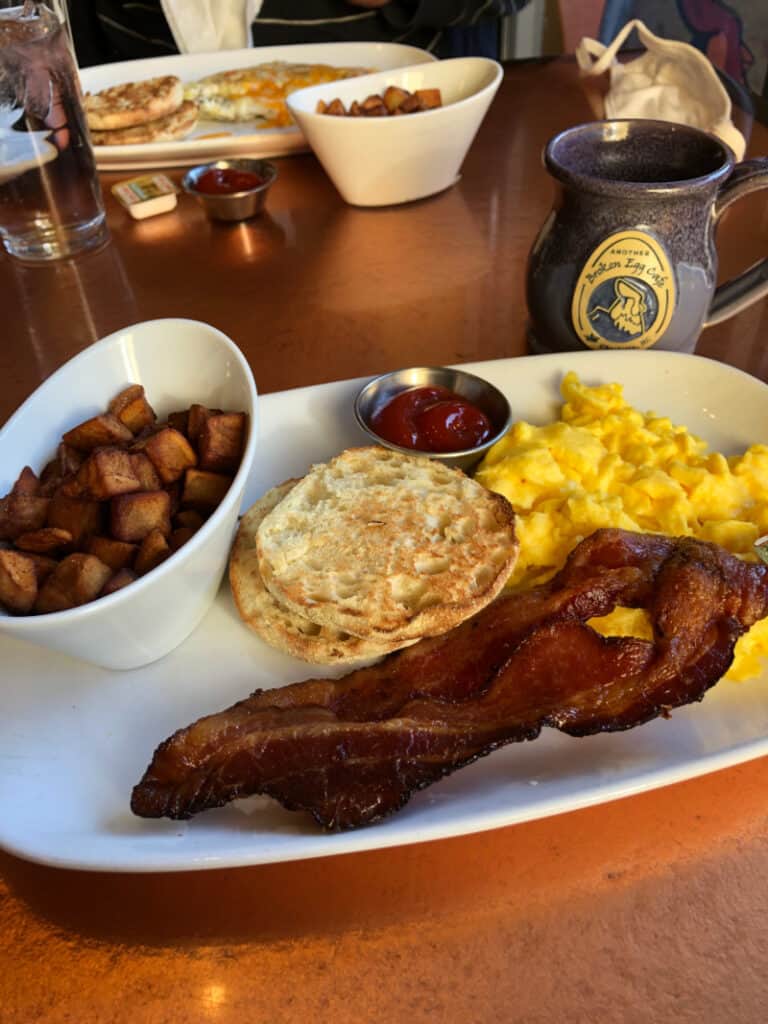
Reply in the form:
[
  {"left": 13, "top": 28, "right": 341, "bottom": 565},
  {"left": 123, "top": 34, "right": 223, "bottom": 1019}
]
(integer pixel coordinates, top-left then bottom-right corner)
[{"left": 131, "top": 530, "right": 768, "bottom": 830}]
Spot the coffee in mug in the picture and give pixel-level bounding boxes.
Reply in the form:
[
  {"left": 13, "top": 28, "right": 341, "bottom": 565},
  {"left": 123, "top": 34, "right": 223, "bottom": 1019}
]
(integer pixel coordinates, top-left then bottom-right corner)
[{"left": 527, "top": 119, "right": 768, "bottom": 354}]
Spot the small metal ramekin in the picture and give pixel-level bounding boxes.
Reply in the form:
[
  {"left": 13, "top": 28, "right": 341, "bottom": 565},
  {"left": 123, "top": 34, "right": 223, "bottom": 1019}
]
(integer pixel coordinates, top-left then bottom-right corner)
[
  {"left": 354, "top": 366, "right": 512, "bottom": 472},
  {"left": 182, "top": 159, "right": 278, "bottom": 222}
]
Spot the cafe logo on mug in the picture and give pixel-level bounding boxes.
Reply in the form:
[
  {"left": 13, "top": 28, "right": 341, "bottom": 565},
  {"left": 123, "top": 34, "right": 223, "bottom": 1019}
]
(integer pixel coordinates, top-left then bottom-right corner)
[{"left": 571, "top": 231, "right": 676, "bottom": 349}]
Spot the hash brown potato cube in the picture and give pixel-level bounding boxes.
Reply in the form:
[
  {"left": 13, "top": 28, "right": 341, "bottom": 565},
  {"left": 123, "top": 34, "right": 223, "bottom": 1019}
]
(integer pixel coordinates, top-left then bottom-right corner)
[
  {"left": 86, "top": 535, "right": 137, "bottom": 571},
  {"left": 0, "top": 493, "right": 50, "bottom": 540},
  {"left": 62, "top": 413, "right": 133, "bottom": 451},
  {"left": 134, "top": 527, "right": 171, "bottom": 576},
  {"left": 143, "top": 427, "right": 197, "bottom": 484},
  {"left": 187, "top": 404, "right": 220, "bottom": 445},
  {"left": 397, "top": 92, "right": 420, "bottom": 114},
  {"left": 35, "top": 553, "right": 113, "bottom": 613},
  {"left": 11, "top": 466, "right": 41, "bottom": 495},
  {"left": 108, "top": 384, "right": 156, "bottom": 434},
  {"left": 0, "top": 549, "right": 38, "bottom": 614},
  {"left": 73, "top": 448, "right": 141, "bottom": 500},
  {"left": 39, "top": 444, "right": 84, "bottom": 496},
  {"left": 129, "top": 452, "right": 162, "bottom": 491},
  {"left": 15, "top": 527, "right": 72, "bottom": 554},
  {"left": 110, "top": 490, "right": 171, "bottom": 543},
  {"left": 181, "top": 469, "right": 231, "bottom": 509},
  {"left": 100, "top": 567, "right": 137, "bottom": 597},
  {"left": 382, "top": 85, "right": 409, "bottom": 113},
  {"left": 198, "top": 413, "right": 246, "bottom": 474},
  {"left": 169, "top": 525, "right": 196, "bottom": 552},
  {"left": 46, "top": 494, "right": 103, "bottom": 546},
  {"left": 174, "top": 508, "right": 206, "bottom": 531},
  {"left": 415, "top": 88, "right": 442, "bottom": 109},
  {"left": 167, "top": 410, "right": 190, "bottom": 436},
  {"left": 24, "top": 552, "right": 58, "bottom": 583}
]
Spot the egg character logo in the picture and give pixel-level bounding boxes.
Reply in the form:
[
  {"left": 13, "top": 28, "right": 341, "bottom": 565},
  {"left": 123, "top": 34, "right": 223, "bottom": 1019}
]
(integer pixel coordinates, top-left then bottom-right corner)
[{"left": 571, "top": 231, "right": 676, "bottom": 349}]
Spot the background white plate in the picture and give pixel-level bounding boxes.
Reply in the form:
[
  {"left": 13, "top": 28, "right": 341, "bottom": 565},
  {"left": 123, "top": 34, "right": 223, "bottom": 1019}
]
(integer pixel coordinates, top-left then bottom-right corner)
[
  {"left": 80, "top": 42, "right": 436, "bottom": 170},
  {"left": 2, "top": 350, "right": 768, "bottom": 873}
]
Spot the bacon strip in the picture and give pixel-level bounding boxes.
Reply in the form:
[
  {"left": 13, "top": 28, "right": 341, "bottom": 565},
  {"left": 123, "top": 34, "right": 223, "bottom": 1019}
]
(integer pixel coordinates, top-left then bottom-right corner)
[{"left": 131, "top": 530, "right": 768, "bottom": 830}]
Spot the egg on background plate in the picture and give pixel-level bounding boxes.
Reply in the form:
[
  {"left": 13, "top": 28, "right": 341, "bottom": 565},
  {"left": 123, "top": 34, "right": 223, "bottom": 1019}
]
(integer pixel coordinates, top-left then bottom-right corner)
[{"left": 475, "top": 371, "right": 768, "bottom": 681}]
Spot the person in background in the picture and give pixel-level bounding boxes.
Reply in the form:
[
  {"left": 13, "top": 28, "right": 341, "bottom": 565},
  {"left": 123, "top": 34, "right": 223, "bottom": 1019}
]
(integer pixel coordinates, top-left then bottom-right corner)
[{"left": 72, "top": 1, "right": 530, "bottom": 68}]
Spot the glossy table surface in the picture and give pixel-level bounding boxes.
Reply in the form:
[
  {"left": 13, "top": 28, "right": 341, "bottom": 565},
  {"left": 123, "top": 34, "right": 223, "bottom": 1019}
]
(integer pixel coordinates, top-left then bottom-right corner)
[{"left": 3, "top": 57, "right": 768, "bottom": 1024}]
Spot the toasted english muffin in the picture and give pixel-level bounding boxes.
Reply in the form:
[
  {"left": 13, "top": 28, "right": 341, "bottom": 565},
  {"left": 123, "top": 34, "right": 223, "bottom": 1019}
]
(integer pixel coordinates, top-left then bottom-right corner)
[
  {"left": 89, "top": 100, "right": 198, "bottom": 146},
  {"left": 183, "top": 61, "right": 368, "bottom": 127},
  {"left": 84, "top": 75, "right": 184, "bottom": 131},
  {"left": 230, "top": 480, "right": 407, "bottom": 664},
  {"left": 256, "top": 447, "right": 518, "bottom": 642}
]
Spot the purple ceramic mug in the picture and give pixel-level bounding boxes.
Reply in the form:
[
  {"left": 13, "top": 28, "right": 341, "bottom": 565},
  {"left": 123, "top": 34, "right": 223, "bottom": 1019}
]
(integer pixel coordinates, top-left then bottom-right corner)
[{"left": 527, "top": 119, "right": 768, "bottom": 354}]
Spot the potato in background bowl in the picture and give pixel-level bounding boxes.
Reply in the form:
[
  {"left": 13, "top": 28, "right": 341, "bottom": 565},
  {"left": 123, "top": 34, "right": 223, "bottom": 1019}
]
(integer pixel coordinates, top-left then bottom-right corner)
[
  {"left": 287, "top": 57, "right": 503, "bottom": 207},
  {"left": 0, "top": 318, "right": 258, "bottom": 670}
]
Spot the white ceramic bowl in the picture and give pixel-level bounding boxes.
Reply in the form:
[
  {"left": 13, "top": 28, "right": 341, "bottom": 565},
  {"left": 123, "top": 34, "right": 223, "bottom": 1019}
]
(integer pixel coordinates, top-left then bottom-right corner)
[
  {"left": 287, "top": 57, "right": 503, "bottom": 206},
  {"left": 0, "top": 319, "right": 258, "bottom": 670}
]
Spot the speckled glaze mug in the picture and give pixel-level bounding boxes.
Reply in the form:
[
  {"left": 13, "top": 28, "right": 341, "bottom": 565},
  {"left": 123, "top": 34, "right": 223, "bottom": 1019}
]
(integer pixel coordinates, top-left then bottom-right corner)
[{"left": 527, "top": 120, "right": 768, "bottom": 354}]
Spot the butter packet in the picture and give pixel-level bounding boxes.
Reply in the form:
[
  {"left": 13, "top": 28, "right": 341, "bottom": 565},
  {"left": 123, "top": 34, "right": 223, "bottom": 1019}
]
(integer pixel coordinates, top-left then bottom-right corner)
[{"left": 111, "top": 174, "right": 178, "bottom": 220}]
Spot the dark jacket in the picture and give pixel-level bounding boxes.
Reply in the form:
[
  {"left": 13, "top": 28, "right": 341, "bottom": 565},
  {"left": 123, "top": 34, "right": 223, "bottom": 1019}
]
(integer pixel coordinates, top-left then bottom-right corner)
[{"left": 74, "top": 1, "right": 526, "bottom": 67}]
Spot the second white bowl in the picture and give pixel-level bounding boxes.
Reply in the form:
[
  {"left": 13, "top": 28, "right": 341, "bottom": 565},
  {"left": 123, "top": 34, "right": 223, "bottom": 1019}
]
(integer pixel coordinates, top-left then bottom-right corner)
[{"left": 287, "top": 57, "right": 503, "bottom": 207}]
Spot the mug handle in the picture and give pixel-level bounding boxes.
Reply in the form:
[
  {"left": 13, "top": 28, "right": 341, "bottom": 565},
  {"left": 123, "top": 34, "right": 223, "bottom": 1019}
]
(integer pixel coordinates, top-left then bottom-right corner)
[{"left": 704, "top": 157, "right": 768, "bottom": 327}]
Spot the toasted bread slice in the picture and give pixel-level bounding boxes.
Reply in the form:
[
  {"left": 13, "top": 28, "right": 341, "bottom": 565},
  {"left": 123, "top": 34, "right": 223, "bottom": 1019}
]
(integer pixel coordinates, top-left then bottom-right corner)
[
  {"left": 85, "top": 75, "right": 184, "bottom": 130},
  {"left": 90, "top": 100, "right": 198, "bottom": 146},
  {"left": 257, "top": 447, "right": 518, "bottom": 642},
  {"left": 231, "top": 480, "right": 408, "bottom": 664}
]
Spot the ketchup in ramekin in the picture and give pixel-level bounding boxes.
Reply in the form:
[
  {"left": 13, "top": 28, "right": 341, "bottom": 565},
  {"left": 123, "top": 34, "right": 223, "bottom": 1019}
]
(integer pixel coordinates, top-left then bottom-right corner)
[
  {"left": 194, "top": 167, "right": 266, "bottom": 195},
  {"left": 371, "top": 385, "right": 493, "bottom": 453}
]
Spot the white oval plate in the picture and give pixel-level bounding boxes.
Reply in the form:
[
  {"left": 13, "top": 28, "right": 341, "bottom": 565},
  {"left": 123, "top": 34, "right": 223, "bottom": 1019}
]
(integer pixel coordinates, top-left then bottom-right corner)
[{"left": 2, "top": 350, "right": 768, "bottom": 872}]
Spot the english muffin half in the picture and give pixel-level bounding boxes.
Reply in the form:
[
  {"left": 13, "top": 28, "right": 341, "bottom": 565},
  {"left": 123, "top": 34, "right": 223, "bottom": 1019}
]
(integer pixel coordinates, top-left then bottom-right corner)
[
  {"left": 256, "top": 447, "right": 518, "bottom": 642},
  {"left": 85, "top": 75, "right": 184, "bottom": 131},
  {"left": 230, "top": 480, "right": 411, "bottom": 664},
  {"left": 89, "top": 100, "right": 198, "bottom": 145}
]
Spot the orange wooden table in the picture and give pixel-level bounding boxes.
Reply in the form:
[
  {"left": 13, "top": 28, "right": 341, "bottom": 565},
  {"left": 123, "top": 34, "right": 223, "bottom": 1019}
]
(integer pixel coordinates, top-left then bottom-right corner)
[{"left": 2, "top": 58, "right": 768, "bottom": 1024}]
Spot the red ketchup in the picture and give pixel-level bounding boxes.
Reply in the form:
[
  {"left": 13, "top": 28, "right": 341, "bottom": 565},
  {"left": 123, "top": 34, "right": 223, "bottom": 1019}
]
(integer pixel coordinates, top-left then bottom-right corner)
[
  {"left": 195, "top": 167, "right": 264, "bottom": 194},
  {"left": 371, "top": 385, "right": 493, "bottom": 453}
]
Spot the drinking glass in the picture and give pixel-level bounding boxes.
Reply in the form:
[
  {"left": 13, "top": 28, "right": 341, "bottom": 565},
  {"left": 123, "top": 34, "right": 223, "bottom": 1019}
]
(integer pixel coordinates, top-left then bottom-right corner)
[{"left": 0, "top": 0, "right": 108, "bottom": 261}]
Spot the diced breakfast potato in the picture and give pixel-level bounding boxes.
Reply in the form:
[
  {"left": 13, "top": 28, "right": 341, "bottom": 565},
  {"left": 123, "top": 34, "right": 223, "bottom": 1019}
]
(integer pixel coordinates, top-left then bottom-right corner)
[
  {"left": 382, "top": 85, "right": 409, "bottom": 113},
  {"left": 15, "top": 527, "right": 72, "bottom": 554},
  {"left": 181, "top": 469, "right": 232, "bottom": 509},
  {"left": 100, "top": 567, "right": 137, "bottom": 597},
  {"left": 414, "top": 88, "right": 442, "bottom": 109},
  {"left": 62, "top": 412, "right": 133, "bottom": 451},
  {"left": 71, "top": 448, "right": 141, "bottom": 500},
  {"left": 11, "top": 466, "right": 40, "bottom": 495},
  {"left": 0, "top": 549, "right": 38, "bottom": 614},
  {"left": 170, "top": 526, "right": 197, "bottom": 552},
  {"left": 187, "top": 404, "right": 219, "bottom": 445},
  {"left": 134, "top": 527, "right": 171, "bottom": 576},
  {"left": 47, "top": 494, "right": 103, "bottom": 547},
  {"left": 317, "top": 86, "right": 443, "bottom": 118},
  {"left": 111, "top": 490, "right": 171, "bottom": 543},
  {"left": 0, "top": 386, "right": 245, "bottom": 615},
  {"left": 25, "top": 552, "right": 58, "bottom": 583},
  {"left": 141, "top": 427, "right": 197, "bottom": 484},
  {"left": 0, "top": 493, "right": 50, "bottom": 540},
  {"left": 35, "top": 553, "right": 113, "bottom": 613},
  {"left": 86, "top": 535, "right": 137, "bottom": 571},
  {"left": 167, "top": 409, "right": 190, "bottom": 436},
  {"left": 130, "top": 452, "right": 162, "bottom": 491},
  {"left": 174, "top": 508, "right": 206, "bottom": 531},
  {"left": 198, "top": 413, "right": 246, "bottom": 474},
  {"left": 108, "top": 384, "right": 156, "bottom": 434}
]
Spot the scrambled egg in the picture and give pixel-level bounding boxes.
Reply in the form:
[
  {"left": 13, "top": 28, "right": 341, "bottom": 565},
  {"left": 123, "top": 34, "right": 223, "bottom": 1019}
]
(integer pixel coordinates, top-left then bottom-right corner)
[
  {"left": 475, "top": 371, "right": 768, "bottom": 681},
  {"left": 184, "top": 62, "right": 368, "bottom": 127}
]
